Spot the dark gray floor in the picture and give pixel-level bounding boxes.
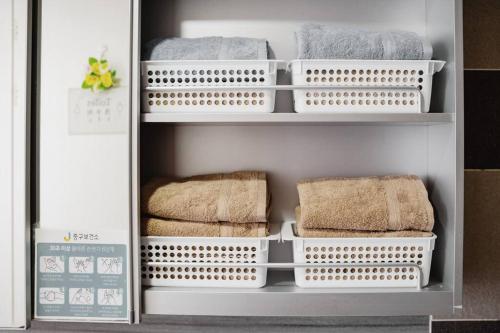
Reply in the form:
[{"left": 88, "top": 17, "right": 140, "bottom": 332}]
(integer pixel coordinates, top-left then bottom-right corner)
[
  {"left": 18, "top": 316, "right": 430, "bottom": 333},
  {"left": 433, "top": 320, "right": 500, "bottom": 333}
]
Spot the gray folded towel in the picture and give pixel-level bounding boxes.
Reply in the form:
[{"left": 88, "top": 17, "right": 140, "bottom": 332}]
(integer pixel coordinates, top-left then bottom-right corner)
[
  {"left": 296, "top": 24, "right": 433, "bottom": 60},
  {"left": 144, "top": 36, "right": 268, "bottom": 60}
]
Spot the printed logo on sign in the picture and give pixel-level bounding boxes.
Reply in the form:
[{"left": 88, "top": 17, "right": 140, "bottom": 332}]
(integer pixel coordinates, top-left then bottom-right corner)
[{"left": 63, "top": 231, "right": 101, "bottom": 242}]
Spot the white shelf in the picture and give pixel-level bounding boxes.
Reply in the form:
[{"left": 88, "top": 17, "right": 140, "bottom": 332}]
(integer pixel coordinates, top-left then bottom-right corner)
[
  {"left": 141, "top": 112, "right": 454, "bottom": 125},
  {"left": 142, "top": 271, "right": 453, "bottom": 317}
]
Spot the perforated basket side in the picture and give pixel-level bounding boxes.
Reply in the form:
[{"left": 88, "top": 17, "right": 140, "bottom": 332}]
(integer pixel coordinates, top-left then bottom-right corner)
[
  {"left": 284, "top": 222, "right": 436, "bottom": 288},
  {"left": 292, "top": 89, "right": 421, "bottom": 113},
  {"left": 143, "top": 89, "right": 275, "bottom": 113},
  {"left": 290, "top": 60, "right": 445, "bottom": 113},
  {"left": 140, "top": 236, "right": 270, "bottom": 288},
  {"left": 142, "top": 61, "right": 277, "bottom": 88},
  {"left": 141, "top": 60, "right": 278, "bottom": 113}
]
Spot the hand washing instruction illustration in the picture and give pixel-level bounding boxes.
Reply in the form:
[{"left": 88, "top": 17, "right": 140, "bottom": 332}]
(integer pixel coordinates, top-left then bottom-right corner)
[
  {"left": 69, "top": 256, "right": 94, "bottom": 274},
  {"left": 39, "top": 288, "right": 65, "bottom": 305},
  {"left": 97, "top": 257, "right": 123, "bottom": 275},
  {"left": 69, "top": 288, "right": 94, "bottom": 305},
  {"left": 98, "top": 289, "right": 123, "bottom": 306},
  {"left": 40, "top": 256, "right": 65, "bottom": 273}
]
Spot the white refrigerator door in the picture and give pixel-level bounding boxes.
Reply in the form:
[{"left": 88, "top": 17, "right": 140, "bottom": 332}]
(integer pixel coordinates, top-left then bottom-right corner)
[{"left": 0, "top": 0, "right": 30, "bottom": 329}]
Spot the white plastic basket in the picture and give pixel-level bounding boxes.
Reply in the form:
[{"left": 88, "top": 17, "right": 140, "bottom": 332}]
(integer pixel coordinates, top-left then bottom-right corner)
[
  {"left": 141, "top": 231, "right": 278, "bottom": 288},
  {"left": 290, "top": 60, "right": 445, "bottom": 113},
  {"left": 141, "top": 60, "right": 278, "bottom": 113},
  {"left": 281, "top": 222, "right": 436, "bottom": 288}
]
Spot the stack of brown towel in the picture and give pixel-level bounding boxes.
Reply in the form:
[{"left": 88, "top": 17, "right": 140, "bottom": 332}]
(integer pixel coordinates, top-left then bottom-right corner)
[
  {"left": 141, "top": 171, "right": 270, "bottom": 237},
  {"left": 295, "top": 175, "right": 434, "bottom": 238}
]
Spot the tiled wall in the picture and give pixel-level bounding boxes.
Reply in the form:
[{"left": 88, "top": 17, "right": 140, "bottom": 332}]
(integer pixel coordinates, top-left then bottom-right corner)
[{"left": 436, "top": 0, "right": 500, "bottom": 323}]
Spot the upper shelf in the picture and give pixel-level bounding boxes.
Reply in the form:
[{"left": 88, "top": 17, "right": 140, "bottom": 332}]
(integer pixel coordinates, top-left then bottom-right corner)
[{"left": 141, "top": 112, "right": 454, "bottom": 125}]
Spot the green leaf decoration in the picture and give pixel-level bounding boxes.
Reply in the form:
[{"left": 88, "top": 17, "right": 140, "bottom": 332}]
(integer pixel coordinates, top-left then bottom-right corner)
[{"left": 83, "top": 56, "right": 118, "bottom": 92}]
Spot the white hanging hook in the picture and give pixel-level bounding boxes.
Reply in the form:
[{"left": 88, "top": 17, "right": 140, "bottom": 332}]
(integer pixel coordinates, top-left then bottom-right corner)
[{"left": 100, "top": 45, "right": 109, "bottom": 59}]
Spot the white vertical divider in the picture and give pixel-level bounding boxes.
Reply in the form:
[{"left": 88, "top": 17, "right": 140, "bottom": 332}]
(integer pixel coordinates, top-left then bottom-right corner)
[
  {"left": 0, "top": 0, "right": 30, "bottom": 329},
  {"left": 131, "top": 0, "right": 142, "bottom": 324},
  {"left": 38, "top": 0, "right": 133, "bottom": 322}
]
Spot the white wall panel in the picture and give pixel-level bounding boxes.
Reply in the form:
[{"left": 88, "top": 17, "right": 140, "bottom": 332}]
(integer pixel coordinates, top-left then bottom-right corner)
[
  {"left": 0, "top": 0, "right": 29, "bottom": 328},
  {"left": 39, "top": 0, "right": 131, "bottom": 231},
  {"left": 0, "top": 0, "right": 15, "bottom": 325}
]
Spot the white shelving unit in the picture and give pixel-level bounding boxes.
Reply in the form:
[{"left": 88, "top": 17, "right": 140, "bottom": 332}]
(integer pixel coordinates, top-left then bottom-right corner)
[
  {"left": 28, "top": 0, "right": 463, "bottom": 327},
  {"left": 131, "top": 0, "right": 463, "bottom": 322}
]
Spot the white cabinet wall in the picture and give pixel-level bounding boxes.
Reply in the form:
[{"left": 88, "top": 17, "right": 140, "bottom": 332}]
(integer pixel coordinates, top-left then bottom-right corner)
[
  {"left": 0, "top": 0, "right": 30, "bottom": 329},
  {"left": 37, "top": 0, "right": 133, "bottom": 323},
  {"left": 39, "top": 0, "right": 131, "bottom": 231}
]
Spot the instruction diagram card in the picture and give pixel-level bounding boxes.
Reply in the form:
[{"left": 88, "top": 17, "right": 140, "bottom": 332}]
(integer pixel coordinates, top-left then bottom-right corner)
[{"left": 35, "top": 228, "right": 129, "bottom": 322}]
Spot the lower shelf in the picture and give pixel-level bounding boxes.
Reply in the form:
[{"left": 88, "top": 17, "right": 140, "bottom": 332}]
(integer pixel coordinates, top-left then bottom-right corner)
[{"left": 142, "top": 270, "right": 453, "bottom": 316}]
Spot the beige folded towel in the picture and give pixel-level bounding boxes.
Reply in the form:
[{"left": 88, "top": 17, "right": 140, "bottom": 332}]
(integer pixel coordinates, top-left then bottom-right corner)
[
  {"left": 142, "top": 171, "right": 270, "bottom": 223},
  {"left": 142, "top": 218, "right": 269, "bottom": 237},
  {"left": 295, "top": 207, "right": 432, "bottom": 238},
  {"left": 297, "top": 175, "right": 434, "bottom": 232}
]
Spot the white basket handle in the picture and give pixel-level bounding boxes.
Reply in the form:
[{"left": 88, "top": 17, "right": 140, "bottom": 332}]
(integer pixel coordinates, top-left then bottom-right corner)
[
  {"left": 430, "top": 60, "right": 446, "bottom": 74},
  {"left": 280, "top": 221, "right": 296, "bottom": 241},
  {"left": 267, "top": 223, "right": 282, "bottom": 241},
  {"left": 144, "top": 85, "right": 423, "bottom": 92}
]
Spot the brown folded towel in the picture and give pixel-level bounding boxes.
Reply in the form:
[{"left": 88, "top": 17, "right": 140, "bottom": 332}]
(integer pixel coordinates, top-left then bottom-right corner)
[
  {"left": 297, "top": 175, "right": 434, "bottom": 232},
  {"left": 142, "top": 218, "right": 269, "bottom": 237},
  {"left": 142, "top": 171, "right": 270, "bottom": 223},
  {"left": 295, "top": 207, "right": 432, "bottom": 238}
]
